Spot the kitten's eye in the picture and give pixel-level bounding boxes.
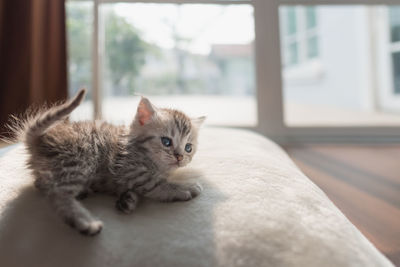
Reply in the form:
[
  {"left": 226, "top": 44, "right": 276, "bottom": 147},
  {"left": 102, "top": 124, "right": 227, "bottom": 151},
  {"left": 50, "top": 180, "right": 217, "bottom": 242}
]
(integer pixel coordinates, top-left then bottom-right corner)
[
  {"left": 161, "top": 137, "right": 172, "bottom": 147},
  {"left": 185, "top": 143, "right": 192, "bottom": 153}
]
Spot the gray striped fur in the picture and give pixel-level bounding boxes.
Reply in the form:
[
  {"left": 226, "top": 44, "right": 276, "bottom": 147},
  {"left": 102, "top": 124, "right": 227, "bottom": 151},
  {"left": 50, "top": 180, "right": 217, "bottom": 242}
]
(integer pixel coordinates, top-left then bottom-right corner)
[{"left": 10, "top": 90, "right": 205, "bottom": 236}]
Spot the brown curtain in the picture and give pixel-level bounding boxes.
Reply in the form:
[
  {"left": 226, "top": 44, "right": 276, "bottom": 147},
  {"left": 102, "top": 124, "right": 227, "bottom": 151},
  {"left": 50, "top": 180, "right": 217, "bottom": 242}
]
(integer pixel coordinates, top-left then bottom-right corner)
[{"left": 0, "top": 0, "right": 68, "bottom": 137}]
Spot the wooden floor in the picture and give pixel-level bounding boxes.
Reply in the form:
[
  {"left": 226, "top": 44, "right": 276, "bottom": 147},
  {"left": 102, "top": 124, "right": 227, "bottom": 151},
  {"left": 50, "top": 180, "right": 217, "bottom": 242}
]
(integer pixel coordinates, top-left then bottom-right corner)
[{"left": 284, "top": 144, "right": 400, "bottom": 266}]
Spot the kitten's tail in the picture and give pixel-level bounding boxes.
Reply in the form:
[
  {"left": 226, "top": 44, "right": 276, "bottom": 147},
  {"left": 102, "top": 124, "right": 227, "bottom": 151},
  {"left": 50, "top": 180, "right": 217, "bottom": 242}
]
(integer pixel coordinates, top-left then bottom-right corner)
[{"left": 23, "top": 89, "right": 86, "bottom": 144}]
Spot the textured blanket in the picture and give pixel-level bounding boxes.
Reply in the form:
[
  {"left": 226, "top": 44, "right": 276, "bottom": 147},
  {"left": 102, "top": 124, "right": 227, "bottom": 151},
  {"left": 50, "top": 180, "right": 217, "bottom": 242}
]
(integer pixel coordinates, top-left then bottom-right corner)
[{"left": 0, "top": 128, "right": 393, "bottom": 267}]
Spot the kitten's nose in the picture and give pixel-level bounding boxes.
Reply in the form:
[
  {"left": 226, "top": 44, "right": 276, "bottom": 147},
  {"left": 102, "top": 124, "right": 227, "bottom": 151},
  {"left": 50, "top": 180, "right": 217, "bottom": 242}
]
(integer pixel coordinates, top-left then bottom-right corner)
[{"left": 174, "top": 153, "right": 183, "bottom": 162}]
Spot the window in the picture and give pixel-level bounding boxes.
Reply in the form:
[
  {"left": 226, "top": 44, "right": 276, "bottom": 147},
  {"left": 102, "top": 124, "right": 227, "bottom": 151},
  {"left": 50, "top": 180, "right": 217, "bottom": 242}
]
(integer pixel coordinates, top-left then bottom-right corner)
[
  {"left": 67, "top": 1, "right": 256, "bottom": 126},
  {"left": 280, "top": 6, "right": 319, "bottom": 67},
  {"left": 66, "top": 1, "right": 93, "bottom": 120},
  {"left": 280, "top": 5, "right": 400, "bottom": 127},
  {"left": 66, "top": 0, "right": 400, "bottom": 142},
  {"left": 389, "top": 7, "right": 400, "bottom": 94}
]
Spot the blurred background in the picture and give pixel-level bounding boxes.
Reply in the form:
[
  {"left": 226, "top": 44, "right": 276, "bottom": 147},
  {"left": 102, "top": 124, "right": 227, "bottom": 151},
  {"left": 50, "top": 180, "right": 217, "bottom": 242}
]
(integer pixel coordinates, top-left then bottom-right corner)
[
  {"left": 66, "top": 2, "right": 256, "bottom": 126},
  {"left": 2, "top": 1, "right": 400, "bottom": 131},
  {"left": 65, "top": 3, "right": 400, "bottom": 128},
  {"left": 280, "top": 5, "right": 400, "bottom": 127}
]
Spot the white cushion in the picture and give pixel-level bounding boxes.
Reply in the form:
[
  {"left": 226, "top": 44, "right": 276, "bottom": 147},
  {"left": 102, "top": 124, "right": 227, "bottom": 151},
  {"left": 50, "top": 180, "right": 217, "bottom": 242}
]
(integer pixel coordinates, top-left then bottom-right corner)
[{"left": 0, "top": 128, "right": 393, "bottom": 267}]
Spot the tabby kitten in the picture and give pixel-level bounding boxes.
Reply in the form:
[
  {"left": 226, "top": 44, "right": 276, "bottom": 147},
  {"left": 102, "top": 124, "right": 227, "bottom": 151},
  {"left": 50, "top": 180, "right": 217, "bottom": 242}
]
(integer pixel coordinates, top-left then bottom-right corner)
[{"left": 11, "top": 89, "right": 205, "bottom": 236}]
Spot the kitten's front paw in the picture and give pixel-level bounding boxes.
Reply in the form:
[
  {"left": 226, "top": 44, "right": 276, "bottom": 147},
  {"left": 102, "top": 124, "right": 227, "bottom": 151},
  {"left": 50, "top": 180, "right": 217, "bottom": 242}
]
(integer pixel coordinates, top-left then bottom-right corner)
[
  {"left": 79, "top": 220, "right": 103, "bottom": 236},
  {"left": 65, "top": 217, "right": 103, "bottom": 236},
  {"left": 187, "top": 183, "right": 203, "bottom": 198},
  {"left": 116, "top": 191, "right": 138, "bottom": 214},
  {"left": 171, "top": 190, "right": 192, "bottom": 202},
  {"left": 171, "top": 183, "right": 202, "bottom": 201}
]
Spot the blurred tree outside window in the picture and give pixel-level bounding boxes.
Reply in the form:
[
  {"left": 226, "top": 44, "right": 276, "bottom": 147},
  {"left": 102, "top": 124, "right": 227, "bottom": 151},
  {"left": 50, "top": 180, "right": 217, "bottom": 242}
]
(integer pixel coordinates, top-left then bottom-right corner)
[
  {"left": 67, "top": 3, "right": 152, "bottom": 97},
  {"left": 104, "top": 11, "right": 151, "bottom": 96},
  {"left": 66, "top": 2, "right": 93, "bottom": 99},
  {"left": 66, "top": 3, "right": 256, "bottom": 126},
  {"left": 67, "top": 3, "right": 255, "bottom": 98}
]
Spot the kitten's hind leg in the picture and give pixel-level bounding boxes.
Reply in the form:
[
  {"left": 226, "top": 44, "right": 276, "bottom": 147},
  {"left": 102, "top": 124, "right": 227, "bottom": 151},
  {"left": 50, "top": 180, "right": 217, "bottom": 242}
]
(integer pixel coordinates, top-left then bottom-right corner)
[
  {"left": 116, "top": 190, "right": 139, "bottom": 214},
  {"left": 47, "top": 185, "right": 103, "bottom": 236}
]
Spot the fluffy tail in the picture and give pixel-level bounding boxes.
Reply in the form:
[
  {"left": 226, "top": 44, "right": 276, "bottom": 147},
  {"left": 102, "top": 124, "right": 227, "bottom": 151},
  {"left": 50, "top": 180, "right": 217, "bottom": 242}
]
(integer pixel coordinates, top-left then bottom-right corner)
[{"left": 24, "top": 89, "right": 86, "bottom": 144}]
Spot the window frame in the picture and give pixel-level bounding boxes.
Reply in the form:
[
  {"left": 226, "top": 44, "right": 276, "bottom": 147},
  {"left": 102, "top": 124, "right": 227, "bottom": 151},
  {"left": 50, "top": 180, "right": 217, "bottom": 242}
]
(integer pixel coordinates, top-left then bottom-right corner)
[{"left": 69, "top": 0, "right": 400, "bottom": 143}]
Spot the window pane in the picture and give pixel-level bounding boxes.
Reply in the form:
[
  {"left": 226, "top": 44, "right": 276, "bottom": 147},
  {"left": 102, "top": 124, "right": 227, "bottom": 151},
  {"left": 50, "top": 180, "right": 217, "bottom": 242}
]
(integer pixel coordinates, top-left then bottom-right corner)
[
  {"left": 66, "top": 1, "right": 93, "bottom": 120},
  {"left": 288, "top": 42, "right": 298, "bottom": 65},
  {"left": 306, "top": 7, "right": 317, "bottom": 29},
  {"left": 287, "top": 7, "right": 297, "bottom": 35},
  {"left": 389, "top": 7, "right": 400, "bottom": 43},
  {"left": 100, "top": 4, "right": 256, "bottom": 126},
  {"left": 307, "top": 36, "right": 318, "bottom": 59},
  {"left": 393, "top": 52, "right": 400, "bottom": 94},
  {"left": 280, "top": 5, "right": 400, "bottom": 126}
]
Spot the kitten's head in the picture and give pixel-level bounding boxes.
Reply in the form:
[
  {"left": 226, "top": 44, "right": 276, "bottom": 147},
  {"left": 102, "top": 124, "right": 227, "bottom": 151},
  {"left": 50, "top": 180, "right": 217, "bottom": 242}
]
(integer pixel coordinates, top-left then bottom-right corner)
[{"left": 130, "top": 97, "right": 205, "bottom": 172}]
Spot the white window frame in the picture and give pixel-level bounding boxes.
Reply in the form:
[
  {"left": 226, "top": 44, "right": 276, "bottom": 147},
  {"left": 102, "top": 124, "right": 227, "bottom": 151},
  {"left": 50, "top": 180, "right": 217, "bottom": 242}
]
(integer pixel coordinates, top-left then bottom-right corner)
[{"left": 69, "top": 0, "right": 400, "bottom": 143}]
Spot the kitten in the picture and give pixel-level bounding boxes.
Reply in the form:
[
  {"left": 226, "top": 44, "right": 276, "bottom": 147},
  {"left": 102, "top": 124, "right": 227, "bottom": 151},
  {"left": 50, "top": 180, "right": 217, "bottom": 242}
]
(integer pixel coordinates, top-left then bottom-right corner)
[{"left": 9, "top": 89, "right": 205, "bottom": 236}]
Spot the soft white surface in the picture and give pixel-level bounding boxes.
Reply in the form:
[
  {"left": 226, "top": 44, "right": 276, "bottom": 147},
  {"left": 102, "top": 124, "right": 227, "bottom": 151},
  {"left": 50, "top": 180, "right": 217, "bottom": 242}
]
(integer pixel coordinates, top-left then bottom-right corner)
[{"left": 0, "top": 128, "right": 393, "bottom": 267}]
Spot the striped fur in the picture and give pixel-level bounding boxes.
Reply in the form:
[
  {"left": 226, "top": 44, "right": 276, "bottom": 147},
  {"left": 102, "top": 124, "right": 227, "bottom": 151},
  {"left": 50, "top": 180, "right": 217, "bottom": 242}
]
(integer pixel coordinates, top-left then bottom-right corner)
[{"left": 9, "top": 91, "right": 205, "bottom": 236}]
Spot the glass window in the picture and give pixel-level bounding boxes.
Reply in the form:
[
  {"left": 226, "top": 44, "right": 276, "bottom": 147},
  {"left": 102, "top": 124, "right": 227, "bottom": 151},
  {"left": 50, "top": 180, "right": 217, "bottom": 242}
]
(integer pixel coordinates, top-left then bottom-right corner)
[
  {"left": 100, "top": 3, "right": 256, "bottom": 126},
  {"left": 288, "top": 42, "right": 298, "bottom": 65},
  {"left": 392, "top": 52, "right": 400, "bottom": 94},
  {"left": 389, "top": 7, "right": 400, "bottom": 43},
  {"left": 389, "top": 7, "right": 400, "bottom": 95},
  {"left": 66, "top": 1, "right": 93, "bottom": 120},
  {"left": 287, "top": 7, "right": 297, "bottom": 35},
  {"left": 307, "top": 36, "right": 318, "bottom": 59},
  {"left": 281, "top": 6, "right": 319, "bottom": 67},
  {"left": 306, "top": 7, "right": 317, "bottom": 29},
  {"left": 280, "top": 5, "right": 400, "bottom": 126}
]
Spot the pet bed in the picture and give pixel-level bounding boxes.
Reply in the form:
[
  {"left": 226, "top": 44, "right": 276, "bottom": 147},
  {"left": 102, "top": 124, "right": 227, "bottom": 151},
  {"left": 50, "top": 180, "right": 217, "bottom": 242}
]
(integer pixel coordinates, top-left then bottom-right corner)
[{"left": 0, "top": 128, "right": 393, "bottom": 267}]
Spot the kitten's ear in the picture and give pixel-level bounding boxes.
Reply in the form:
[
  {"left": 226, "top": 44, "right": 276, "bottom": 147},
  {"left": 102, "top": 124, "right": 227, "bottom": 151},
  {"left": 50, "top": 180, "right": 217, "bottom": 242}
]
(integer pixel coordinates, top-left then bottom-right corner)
[
  {"left": 136, "top": 97, "right": 157, "bottom": 126},
  {"left": 191, "top": 116, "right": 206, "bottom": 128}
]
